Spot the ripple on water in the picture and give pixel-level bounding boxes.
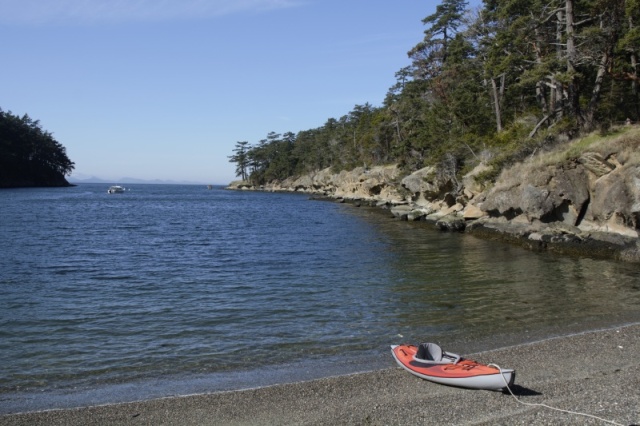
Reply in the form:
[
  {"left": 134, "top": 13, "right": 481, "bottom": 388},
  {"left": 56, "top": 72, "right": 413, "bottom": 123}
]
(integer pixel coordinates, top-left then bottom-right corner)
[{"left": 1, "top": 184, "right": 640, "bottom": 413}]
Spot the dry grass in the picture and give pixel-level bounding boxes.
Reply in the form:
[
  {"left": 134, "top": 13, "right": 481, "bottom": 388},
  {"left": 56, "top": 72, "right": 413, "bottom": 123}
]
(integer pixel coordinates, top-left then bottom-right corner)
[
  {"left": 486, "top": 125, "right": 640, "bottom": 191},
  {"left": 531, "top": 125, "right": 640, "bottom": 168}
]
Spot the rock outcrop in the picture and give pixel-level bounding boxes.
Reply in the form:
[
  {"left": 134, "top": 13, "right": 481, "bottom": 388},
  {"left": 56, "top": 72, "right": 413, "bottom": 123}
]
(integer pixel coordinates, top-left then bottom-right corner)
[
  {"left": 229, "top": 165, "right": 406, "bottom": 204},
  {"left": 228, "top": 128, "right": 640, "bottom": 262},
  {"left": 479, "top": 153, "right": 640, "bottom": 239}
]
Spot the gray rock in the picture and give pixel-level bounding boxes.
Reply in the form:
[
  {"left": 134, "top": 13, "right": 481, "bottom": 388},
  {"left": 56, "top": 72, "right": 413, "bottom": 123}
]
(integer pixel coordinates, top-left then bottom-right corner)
[
  {"left": 587, "top": 165, "right": 640, "bottom": 229},
  {"left": 390, "top": 205, "right": 412, "bottom": 220},
  {"left": 435, "top": 215, "right": 466, "bottom": 232}
]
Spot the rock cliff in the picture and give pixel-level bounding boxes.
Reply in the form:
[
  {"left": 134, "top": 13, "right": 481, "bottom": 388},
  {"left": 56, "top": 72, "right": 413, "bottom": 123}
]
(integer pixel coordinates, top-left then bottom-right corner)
[{"left": 228, "top": 127, "right": 640, "bottom": 262}]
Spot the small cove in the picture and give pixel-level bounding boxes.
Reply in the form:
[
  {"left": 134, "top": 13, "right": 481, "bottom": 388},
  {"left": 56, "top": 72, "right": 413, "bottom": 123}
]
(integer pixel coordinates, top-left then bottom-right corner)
[{"left": 1, "top": 184, "right": 639, "bottom": 413}]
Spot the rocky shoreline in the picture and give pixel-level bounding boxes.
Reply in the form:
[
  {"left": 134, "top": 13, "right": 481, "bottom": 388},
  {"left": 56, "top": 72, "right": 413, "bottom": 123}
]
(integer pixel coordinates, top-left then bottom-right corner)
[
  {"left": 228, "top": 130, "right": 640, "bottom": 263},
  {"left": 228, "top": 180, "right": 640, "bottom": 263}
]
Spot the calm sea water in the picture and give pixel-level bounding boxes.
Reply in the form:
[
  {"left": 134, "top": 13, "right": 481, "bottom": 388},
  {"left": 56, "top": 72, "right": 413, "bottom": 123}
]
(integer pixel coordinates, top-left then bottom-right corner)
[{"left": 1, "top": 183, "right": 639, "bottom": 413}]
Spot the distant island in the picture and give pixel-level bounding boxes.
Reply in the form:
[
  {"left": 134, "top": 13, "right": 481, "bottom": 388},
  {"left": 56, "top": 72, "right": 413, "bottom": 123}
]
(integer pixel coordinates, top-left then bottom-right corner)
[
  {"left": 0, "top": 108, "right": 74, "bottom": 188},
  {"left": 67, "top": 175, "right": 213, "bottom": 186}
]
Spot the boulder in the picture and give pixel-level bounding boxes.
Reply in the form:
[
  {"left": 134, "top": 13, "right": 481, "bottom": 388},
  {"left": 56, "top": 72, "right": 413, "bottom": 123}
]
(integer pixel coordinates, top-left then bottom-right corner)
[
  {"left": 482, "top": 163, "right": 590, "bottom": 225},
  {"left": 435, "top": 215, "right": 466, "bottom": 232},
  {"left": 390, "top": 205, "right": 413, "bottom": 220},
  {"left": 400, "top": 166, "right": 437, "bottom": 195},
  {"left": 407, "top": 209, "right": 428, "bottom": 221},
  {"left": 586, "top": 165, "right": 640, "bottom": 231},
  {"left": 463, "top": 204, "right": 486, "bottom": 220},
  {"left": 401, "top": 166, "right": 454, "bottom": 201}
]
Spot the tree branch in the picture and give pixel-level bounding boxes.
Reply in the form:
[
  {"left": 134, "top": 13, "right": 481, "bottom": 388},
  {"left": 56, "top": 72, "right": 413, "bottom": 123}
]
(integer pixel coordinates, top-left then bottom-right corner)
[{"left": 528, "top": 115, "right": 551, "bottom": 138}]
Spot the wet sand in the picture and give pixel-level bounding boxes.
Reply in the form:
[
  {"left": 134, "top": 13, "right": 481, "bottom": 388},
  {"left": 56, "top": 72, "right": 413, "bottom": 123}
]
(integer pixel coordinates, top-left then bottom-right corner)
[{"left": 2, "top": 324, "right": 639, "bottom": 425}]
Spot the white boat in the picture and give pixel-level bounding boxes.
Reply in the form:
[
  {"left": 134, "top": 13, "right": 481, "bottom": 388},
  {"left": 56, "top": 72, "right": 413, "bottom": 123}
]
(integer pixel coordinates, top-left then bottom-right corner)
[{"left": 107, "top": 185, "right": 125, "bottom": 194}]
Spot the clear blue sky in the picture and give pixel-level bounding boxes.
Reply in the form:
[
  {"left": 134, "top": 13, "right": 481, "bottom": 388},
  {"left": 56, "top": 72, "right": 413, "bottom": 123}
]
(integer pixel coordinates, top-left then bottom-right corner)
[{"left": 1, "top": 0, "right": 439, "bottom": 184}]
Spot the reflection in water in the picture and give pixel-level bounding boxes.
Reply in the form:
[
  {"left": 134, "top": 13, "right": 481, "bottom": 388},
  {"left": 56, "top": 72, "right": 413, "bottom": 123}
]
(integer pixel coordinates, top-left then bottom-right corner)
[
  {"left": 344, "top": 205, "right": 640, "bottom": 352},
  {"left": 1, "top": 188, "right": 639, "bottom": 412}
]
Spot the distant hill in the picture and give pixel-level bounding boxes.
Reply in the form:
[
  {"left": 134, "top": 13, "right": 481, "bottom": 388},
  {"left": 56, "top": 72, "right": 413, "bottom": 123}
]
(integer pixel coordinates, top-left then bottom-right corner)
[{"left": 67, "top": 175, "right": 209, "bottom": 185}]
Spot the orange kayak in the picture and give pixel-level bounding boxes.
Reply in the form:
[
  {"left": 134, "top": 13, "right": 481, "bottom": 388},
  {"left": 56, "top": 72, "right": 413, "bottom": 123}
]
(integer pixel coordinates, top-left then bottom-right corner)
[{"left": 391, "top": 343, "right": 515, "bottom": 391}]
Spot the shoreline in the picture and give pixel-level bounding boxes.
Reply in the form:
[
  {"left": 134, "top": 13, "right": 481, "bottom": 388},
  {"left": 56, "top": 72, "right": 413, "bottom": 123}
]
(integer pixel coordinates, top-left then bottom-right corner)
[
  {"left": 3, "top": 323, "right": 639, "bottom": 425},
  {"left": 227, "top": 167, "right": 640, "bottom": 265}
]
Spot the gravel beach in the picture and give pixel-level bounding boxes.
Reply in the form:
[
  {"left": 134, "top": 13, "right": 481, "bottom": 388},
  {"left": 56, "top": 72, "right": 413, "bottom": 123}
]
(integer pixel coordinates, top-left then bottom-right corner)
[{"left": 2, "top": 324, "right": 639, "bottom": 426}]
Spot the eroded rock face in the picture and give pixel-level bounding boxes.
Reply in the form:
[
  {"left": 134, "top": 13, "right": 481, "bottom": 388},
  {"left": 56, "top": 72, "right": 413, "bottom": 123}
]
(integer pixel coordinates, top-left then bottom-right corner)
[
  {"left": 400, "top": 167, "right": 438, "bottom": 198},
  {"left": 262, "top": 165, "right": 405, "bottom": 203},
  {"left": 481, "top": 164, "right": 590, "bottom": 225},
  {"left": 400, "top": 166, "right": 456, "bottom": 202},
  {"left": 587, "top": 166, "right": 640, "bottom": 226},
  {"left": 479, "top": 151, "right": 639, "bottom": 238}
]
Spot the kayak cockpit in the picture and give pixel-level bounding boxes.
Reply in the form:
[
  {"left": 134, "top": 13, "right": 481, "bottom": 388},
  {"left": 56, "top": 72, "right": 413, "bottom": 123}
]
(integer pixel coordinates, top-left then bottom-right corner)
[{"left": 413, "top": 342, "right": 461, "bottom": 365}]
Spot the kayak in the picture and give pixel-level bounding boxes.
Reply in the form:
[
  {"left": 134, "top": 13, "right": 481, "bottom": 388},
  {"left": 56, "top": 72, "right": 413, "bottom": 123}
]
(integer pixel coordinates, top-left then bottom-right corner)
[{"left": 391, "top": 343, "right": 515, "bottom": 391}]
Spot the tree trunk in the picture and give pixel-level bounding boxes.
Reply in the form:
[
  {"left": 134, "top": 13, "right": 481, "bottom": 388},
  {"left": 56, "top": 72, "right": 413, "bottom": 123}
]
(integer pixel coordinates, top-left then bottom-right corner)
[
  {"left": 584, "top": 50, "right": 610, "bottom": 129},
  {"left": 552, "top": 11, "right": 564, "bottom": 121},
  {"left": 632, "top": 52, "right": 639, "bottom": 120},
  {"left": 565, "top": 0, "right": 581, "bottom": 123},
  {"left": 630, "top": 16, "right": 639, "bottom": 118},
  {"left": 632, "top": 53, "right": 638, "bottom": 94},
  {"left": 536, "top": 81, "right": 548, "bottom": 115},
  {"left": 565, "top": 0, "right": 576, "bottom": 75},
  {"left": 490, "top": 77, "right": 503, "bottom": 132},
  {"left": 584, "top": 1, "right": 623, "bottom": 129},
  {"left": 533, "top": 31, "right": 549, "bottom": 115},
  {"left": 549, "top": 81, "right": 557, "bottom": 118}
]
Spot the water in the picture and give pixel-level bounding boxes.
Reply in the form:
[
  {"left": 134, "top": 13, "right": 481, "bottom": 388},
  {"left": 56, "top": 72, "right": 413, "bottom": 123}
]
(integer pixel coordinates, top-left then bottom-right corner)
[{"left": 1, "top": 184, "right": 639, "bottom": 413}]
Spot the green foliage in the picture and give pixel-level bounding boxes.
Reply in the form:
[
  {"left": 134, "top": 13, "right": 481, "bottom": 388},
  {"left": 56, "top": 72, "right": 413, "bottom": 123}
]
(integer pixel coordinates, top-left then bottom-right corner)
[
  {"left": 474, "top": 117, "right": 576, "bottom": 185},
  {"left": 229, "top": 0, "right": 639, "bottom": 190},
  {"left": 561, "top": 126, "right": 640, "bottom": 161},
  {"left": 0, "top": 108, "right": 75, "bottom": 187},
  {"left": 228, "top": 141, "right": 250, "bottom": 181}
]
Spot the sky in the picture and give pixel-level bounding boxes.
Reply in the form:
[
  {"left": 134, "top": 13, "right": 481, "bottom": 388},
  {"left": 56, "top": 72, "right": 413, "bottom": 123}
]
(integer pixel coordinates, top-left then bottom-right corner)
[{"left": 1, "top": 0, "right": 439, "bottom": 184}]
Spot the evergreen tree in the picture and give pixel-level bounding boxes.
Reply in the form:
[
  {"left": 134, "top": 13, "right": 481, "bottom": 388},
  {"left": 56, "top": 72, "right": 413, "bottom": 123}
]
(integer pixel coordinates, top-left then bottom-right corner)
[
  {"left": 409, "top": 0, "right": 468, "bottom": 78},
  {"left": 0, "top": 108, "right": 74, "bottom": 187},
  {"left": 228, "top": 141, "right": 250, "bottom": 181}
]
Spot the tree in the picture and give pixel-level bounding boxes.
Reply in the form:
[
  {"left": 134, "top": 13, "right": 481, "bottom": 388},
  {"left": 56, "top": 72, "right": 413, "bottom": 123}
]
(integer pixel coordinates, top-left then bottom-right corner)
[
  {"left": 409, "top": 0, "right": 468, "bottom": 79},
  {"left": 0, "top": 108, "right": 74, "bottom": 187},
  {"left": 616, "top": 0, "right": 640, "bottom": 119},
  {"left": 228, "top": 141, "right": 250, "bottom": 181}
]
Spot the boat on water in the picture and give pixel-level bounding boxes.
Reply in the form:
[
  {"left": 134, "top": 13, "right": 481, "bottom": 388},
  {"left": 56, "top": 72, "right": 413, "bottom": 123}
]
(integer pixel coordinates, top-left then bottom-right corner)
[
  {"left": 391, "top": 342, "right": 515, "bottom": 391},
  {"left": 107, "top": 185, "right": 125, "bottom": 194}
]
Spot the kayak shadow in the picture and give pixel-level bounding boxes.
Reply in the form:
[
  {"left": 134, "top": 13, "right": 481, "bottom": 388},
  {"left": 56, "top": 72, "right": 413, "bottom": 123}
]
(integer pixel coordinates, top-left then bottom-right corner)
[{"left": 503, "top": 384, "right": 542, "bottom": 396}]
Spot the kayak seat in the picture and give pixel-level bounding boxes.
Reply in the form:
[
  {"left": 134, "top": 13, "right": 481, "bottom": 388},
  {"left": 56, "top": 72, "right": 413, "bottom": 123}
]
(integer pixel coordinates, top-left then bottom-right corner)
[
  {"left": 417, "top": 342, "right": 442, "bottom": 361},
  {"left": 414, "top": 343, "right": 461, "bottom": 365}
]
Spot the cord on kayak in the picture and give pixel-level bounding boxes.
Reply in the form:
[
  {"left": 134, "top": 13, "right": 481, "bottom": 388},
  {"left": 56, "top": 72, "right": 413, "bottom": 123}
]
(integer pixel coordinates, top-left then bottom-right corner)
[{"left": 488, "top": 363, "right": 624, "bottom": 426}]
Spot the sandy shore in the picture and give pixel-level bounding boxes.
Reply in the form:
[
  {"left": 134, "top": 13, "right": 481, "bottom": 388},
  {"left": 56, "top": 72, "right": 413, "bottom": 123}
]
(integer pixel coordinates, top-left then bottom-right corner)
[{"left": 2, "top": 324, "right": 639, "bottom": 426}]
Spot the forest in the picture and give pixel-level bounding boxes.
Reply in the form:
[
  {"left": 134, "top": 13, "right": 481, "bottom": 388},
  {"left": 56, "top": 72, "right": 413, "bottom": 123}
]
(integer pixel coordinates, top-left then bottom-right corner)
[
  {"left": 229, "top": 0, "right": 640, "bottom": 187},
  {"left": 0, "top": 109, "right": 75, "bottom": 188}
]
